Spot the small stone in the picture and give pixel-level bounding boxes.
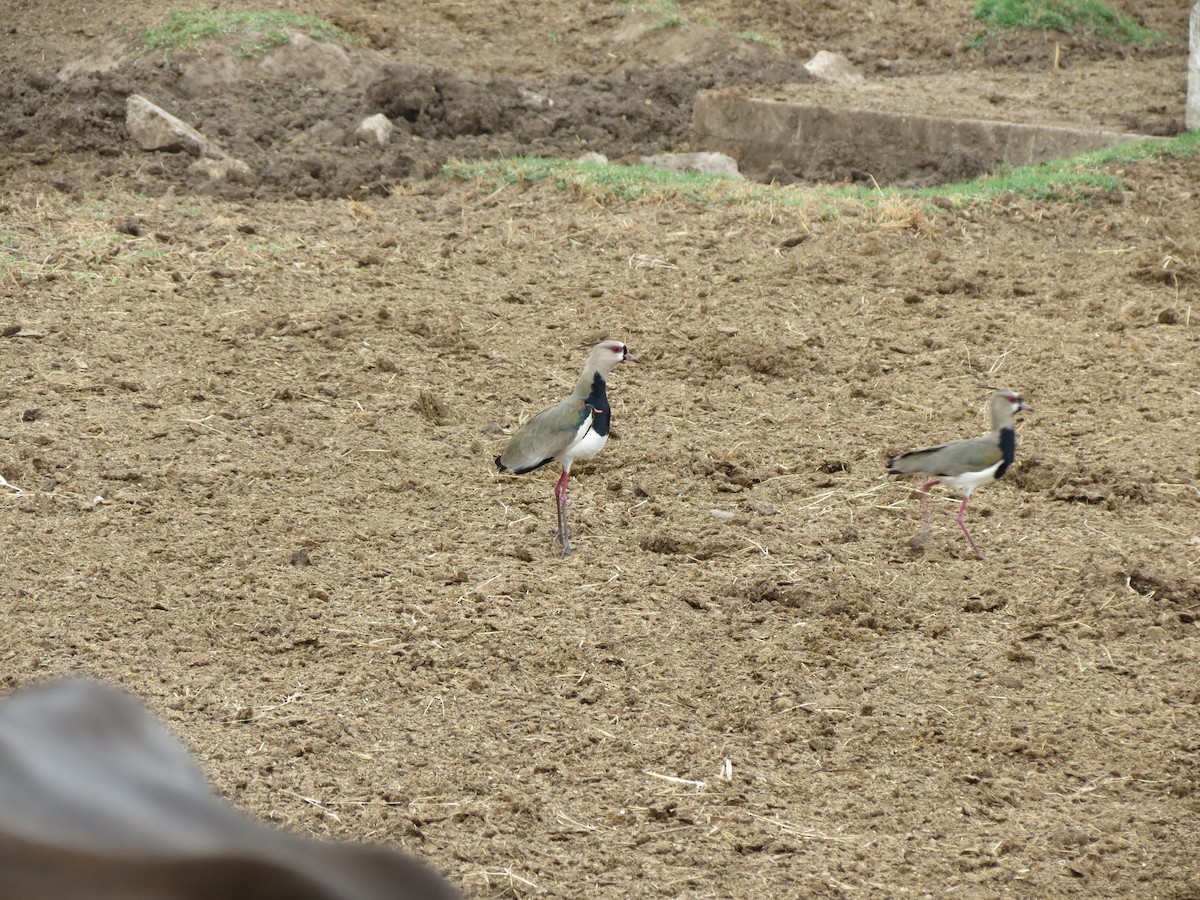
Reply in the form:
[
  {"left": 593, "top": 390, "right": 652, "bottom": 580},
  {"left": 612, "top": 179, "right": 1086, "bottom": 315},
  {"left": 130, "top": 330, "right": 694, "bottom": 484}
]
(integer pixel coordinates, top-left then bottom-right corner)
[
  {"left": 804, "top": 50, "right": 864, "bottom": 86},
  {"left": 355, "top": 112, "right": 394, "bottom": 146},
  {"left": 639, "top": 152, "right": 743, "bottom": 179},
  {"left": 189, "top": 157, "right": 252, "bottom": 182},
  {"left": 519, "top": 88, "right": 553, "bottom": 109},
  {"left": 126, "top": 94, "right": 208, "bottom": 156}
]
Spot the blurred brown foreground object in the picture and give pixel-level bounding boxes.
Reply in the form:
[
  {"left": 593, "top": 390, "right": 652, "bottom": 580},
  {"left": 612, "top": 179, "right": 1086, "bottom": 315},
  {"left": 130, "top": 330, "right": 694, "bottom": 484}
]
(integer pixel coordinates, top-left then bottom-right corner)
[{"left": 0, "top": 679, "right": 460, "bottom": 900}]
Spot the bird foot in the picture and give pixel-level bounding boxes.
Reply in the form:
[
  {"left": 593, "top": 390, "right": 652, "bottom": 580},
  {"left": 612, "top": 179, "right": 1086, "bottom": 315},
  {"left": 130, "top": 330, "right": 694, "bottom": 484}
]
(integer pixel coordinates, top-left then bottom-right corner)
[{"left": 555, "top": 528, "right": 574, "bottom": 556}]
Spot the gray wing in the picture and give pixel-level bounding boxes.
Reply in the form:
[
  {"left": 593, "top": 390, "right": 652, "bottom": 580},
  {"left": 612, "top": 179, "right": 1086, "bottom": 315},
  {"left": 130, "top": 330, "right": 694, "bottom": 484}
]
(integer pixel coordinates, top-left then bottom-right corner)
[
  {"left": 888, "top": 434, "right": 1003, "bottom": 477},
  {"left": 497, "top": 398, "right": 593, "bottom": 474}
]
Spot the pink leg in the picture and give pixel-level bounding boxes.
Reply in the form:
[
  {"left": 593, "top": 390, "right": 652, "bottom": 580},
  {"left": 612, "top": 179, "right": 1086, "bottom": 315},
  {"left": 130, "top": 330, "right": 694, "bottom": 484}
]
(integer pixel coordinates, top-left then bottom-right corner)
[
  {"left": 553, "top": 470, "right": 573, "bottom": 555},
  {"left": 955, "top": 495, "right": 985, "bottom": 559},
  {"left": 919, "top": 480, "right": 938, "bottom": 523}
]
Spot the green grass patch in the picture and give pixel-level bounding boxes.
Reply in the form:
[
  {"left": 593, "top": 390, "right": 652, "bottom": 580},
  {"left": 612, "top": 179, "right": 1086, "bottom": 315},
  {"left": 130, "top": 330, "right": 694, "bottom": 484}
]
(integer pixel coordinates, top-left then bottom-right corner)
[
  {"left": 143, "top": 10, "right": 353, "bottom": 57},
  {"left": 620, "top": 0, "right": 688, "bottom": 30},
  {"left": 736, "top": 30, "right": 782, "bottom": 51},
  {"left": 930, "top": 131, "right": 1200, "bottom": 201},
  {"left": 443, "top": 157, "right": 748, "bottom": 203},
  {"left": 444, "top": 131, "right": 1200, "bottom": 213},
  {"left": 973, "top": 0, "right": 1167, "bottom": 44}
]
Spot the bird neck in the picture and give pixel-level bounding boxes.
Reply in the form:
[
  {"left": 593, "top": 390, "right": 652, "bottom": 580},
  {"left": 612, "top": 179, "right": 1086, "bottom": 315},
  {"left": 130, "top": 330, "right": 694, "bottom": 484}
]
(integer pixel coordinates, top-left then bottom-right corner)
[
  {"left": 573, "top": 362, "right": 604, "bottom": 399},
  {"left": 989, "top": 404, "right": 1015, "bottom": 433},
  {"left": 579, "top": 371, "right": 611, "bottom": 436}
]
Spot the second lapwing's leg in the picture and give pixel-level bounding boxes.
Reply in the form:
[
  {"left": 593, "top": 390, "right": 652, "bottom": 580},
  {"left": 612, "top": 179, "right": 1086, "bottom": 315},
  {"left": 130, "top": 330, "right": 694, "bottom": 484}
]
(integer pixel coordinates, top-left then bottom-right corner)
[
  {"left": 955, "top": 495, "right": 985, "bottom": 560},
  {"left": 903, "top": 478, "right": 938, "bottom": 549},
  {"left": 554, "top": 470, "right": 573, "bottom": 555},
  {"left": 918, "top": 480, "right": 938, "bottom": 523}
]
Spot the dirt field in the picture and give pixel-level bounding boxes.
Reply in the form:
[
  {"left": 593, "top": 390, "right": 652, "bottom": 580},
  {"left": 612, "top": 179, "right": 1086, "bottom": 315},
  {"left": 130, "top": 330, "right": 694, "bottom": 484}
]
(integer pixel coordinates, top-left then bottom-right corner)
[{"left": 1, "top": 1, "right": 1198, "bottom": 897}]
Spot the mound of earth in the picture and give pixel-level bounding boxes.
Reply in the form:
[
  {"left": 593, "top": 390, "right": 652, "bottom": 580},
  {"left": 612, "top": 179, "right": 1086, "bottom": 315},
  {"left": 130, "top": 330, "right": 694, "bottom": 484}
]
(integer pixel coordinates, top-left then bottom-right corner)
[
  {"left": 2, "top": 17, "right": 817, "bottom": 200},
  {"left": 0, "top": 0, "right": 1189, "bottom": 199}
]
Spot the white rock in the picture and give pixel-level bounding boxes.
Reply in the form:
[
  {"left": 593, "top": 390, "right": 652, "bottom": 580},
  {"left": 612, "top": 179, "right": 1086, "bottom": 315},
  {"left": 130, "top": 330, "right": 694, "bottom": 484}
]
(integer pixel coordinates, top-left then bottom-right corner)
[
  {"left": 575, "top": 152, "right": 609, "bottom": 165},
  {"left": 189, "top": 157, "right": 253, "bottom": 182},
  {"left": 125, "top": 94, "right": 209, "bottom": 156},
  {"left": 356, "top": 113, "right": 394, "bottom": 146},
  {"left": 520, "top": 88, "right": 554, "bottom": 109},
  {"left": 639, "top": 151, "right": 743, "bottom": 179},
  {"left": 804, "top": 50, "right": 864, "bottom": 86}
]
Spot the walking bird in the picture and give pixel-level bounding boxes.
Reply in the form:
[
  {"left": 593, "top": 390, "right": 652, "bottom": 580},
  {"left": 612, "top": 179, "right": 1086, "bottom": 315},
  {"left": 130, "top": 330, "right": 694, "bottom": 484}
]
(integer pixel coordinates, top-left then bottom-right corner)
[
  {"left": 887, "top": 388, "right": 1032, "bottom": 559},
  {"left": 496, "top": 340, "right": 634, "bottom": 555}
]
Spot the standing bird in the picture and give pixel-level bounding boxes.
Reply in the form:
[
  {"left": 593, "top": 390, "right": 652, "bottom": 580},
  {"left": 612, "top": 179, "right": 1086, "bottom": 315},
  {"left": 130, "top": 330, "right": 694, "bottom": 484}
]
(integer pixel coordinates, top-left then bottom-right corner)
[
  {"left": 887, "top": 388, "right": 1033, "bottom": 559},
  {"left": 496, "top": 340, "right": 635, "bottom": 555}
]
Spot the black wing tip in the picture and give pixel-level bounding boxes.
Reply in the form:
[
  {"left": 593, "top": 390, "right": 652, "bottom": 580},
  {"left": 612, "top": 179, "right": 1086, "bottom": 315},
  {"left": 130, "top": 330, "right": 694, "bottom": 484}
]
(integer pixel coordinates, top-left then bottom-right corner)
[{"left": 497, "top": 456, "right": 554, "bottom": 476}]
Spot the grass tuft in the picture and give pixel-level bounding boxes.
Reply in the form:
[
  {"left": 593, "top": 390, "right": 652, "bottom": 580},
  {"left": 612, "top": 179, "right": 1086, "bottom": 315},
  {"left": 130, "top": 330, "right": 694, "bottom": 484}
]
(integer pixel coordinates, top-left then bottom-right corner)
[
  {"left": 620, "top": 0, "right": 688, "bottom": 30},
  {"left": 973, "top": 0, "right": 1168, "bottom": 44},
  {"left": 737, "top": 30, "right": 783, "bottom": 51},
  {"left": 142, "top": 10, "right": 354, "bottom": 57}
]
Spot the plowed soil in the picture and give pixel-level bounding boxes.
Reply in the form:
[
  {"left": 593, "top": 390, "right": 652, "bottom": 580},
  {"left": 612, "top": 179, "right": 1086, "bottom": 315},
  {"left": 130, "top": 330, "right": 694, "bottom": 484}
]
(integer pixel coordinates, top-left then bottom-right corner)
[{"left": 1, "top": 1, "right": 1198, "bottom": 897}]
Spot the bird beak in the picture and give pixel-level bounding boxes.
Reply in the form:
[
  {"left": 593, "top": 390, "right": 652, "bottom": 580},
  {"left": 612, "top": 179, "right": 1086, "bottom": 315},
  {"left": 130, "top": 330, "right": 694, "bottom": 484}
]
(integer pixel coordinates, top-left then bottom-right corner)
[
  {"left": 1019, "top": 401, "right": 1033, "bottom": 412},
  {"left": 623, "top": 348, "right": 638, "bottom": 363}
]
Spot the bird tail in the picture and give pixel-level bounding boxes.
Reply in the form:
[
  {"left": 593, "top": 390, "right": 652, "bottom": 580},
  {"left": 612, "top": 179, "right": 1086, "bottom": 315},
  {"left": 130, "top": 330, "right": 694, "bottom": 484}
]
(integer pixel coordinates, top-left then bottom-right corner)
[{"left": 886, "top": 449, "right": 929, "bottom": 475}]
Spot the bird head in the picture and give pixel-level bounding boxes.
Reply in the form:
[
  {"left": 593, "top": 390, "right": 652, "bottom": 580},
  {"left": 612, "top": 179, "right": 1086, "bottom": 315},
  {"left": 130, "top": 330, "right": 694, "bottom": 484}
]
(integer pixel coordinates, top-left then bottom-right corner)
[
  {"left": 579, "top": 339, "right": 636, "bottom": 371},
  {"left": 983, "top": 387, "right": 1033, "bottom": 416}
]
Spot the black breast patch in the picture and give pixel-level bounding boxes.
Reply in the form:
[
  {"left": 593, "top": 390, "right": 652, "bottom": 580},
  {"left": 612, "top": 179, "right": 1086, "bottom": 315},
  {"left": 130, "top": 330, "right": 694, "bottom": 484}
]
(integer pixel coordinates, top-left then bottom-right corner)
[
  {"left": 994, "top": 427, "right": 1016, "bottom": 480},
  {"left": 584, "top": 373, "right": 611, "bottom": 437}
]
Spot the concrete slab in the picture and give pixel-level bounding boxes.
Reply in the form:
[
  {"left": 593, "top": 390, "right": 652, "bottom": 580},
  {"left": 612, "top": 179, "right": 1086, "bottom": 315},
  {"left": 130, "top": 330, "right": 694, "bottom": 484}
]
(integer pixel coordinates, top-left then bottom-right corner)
[{"left": 693, "top": 89, "right": 1158, "bottom": 187}]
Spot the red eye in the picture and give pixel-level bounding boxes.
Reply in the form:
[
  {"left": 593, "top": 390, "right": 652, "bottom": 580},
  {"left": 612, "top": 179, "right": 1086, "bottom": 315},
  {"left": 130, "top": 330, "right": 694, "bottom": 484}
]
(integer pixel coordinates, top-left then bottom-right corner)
[{"left": 612, "top": 345, "right": 622, "bottom": 354}]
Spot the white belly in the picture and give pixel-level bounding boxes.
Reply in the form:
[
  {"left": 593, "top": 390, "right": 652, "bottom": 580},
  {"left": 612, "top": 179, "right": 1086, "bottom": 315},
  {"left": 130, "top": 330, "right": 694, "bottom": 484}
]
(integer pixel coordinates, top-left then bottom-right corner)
[
  {"left": 564, "top": 423, "right": 607, "bottom": 466},
  {"left": 939, "top": 461, "right": 1002, "bottom": 496}
]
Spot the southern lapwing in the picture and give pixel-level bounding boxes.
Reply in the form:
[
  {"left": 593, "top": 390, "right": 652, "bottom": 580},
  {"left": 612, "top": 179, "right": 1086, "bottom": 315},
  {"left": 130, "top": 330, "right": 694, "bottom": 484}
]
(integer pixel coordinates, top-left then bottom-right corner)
[
  {"left": 496, "top": 340, "right": 634, "bottom": 555},
  {"left": 887, "top": 388, "right": 1033, "bottom": 559}
]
